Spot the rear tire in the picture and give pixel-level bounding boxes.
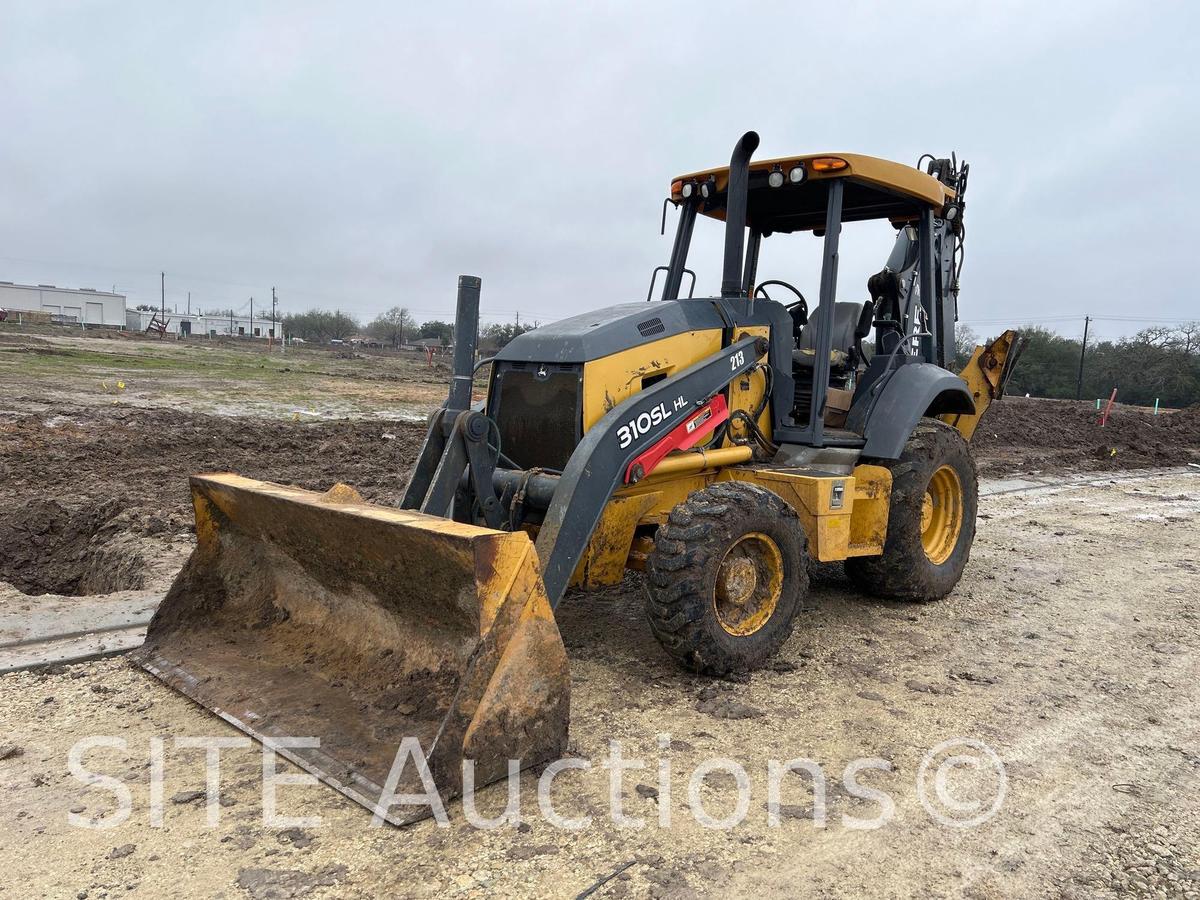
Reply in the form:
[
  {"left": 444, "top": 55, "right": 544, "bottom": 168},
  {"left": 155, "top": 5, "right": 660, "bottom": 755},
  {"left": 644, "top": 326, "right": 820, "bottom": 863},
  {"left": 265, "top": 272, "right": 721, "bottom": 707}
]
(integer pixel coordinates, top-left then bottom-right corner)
[
  {"left": 645, "top": 481, "right": 808, "bottom": 674},
  {"left": 845, "top": 419, "right": 977, "bottom": 601}
]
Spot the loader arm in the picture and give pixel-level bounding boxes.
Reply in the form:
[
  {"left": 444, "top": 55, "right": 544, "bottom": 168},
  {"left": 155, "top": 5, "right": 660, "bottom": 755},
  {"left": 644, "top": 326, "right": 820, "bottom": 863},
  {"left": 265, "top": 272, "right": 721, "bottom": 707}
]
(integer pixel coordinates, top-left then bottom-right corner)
[
  {"left": 535, "top": 333, "right": 768, "bottom": 605},
  {"left": 400, "top": 330, "right": 768, "bottom": 607}
]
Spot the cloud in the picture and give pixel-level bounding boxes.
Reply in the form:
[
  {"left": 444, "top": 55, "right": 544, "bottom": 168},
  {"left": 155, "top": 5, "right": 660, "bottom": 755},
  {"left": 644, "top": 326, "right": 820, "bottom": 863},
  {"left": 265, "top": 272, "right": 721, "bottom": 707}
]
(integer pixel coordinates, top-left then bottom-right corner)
[{"left": 0, "top": 0, "right": 1195, "bottom": 340}]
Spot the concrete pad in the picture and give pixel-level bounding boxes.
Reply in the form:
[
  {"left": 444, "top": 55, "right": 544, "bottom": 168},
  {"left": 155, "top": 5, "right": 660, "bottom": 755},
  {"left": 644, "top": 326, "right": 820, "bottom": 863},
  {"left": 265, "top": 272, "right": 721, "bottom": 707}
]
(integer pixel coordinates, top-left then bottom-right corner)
[{"left": 0, "top": 591, "right": 159, "bottom": 673}]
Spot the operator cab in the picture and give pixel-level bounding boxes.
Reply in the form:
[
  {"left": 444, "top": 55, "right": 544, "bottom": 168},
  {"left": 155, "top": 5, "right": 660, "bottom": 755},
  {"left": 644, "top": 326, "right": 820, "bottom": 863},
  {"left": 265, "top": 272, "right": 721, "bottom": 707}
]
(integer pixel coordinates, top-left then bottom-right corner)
[{"left": 659, "top": 145, "right": 966, "bottom": 445}]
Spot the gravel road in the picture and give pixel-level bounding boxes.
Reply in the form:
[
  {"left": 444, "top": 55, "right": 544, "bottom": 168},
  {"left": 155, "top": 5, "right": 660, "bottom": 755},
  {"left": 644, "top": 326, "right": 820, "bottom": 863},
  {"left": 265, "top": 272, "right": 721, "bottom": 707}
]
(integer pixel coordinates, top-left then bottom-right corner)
[{"left": 1, "top": 471, "right": 1197, "bottom": 899}]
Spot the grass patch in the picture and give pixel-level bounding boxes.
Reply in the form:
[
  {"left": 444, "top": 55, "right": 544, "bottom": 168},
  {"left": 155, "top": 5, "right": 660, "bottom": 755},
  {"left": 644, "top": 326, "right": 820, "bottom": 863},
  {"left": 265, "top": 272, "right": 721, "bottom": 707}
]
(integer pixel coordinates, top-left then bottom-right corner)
[
  {"left": 0, "top": 338, "right": 449, "bottom": 420},
  {"left": 1, "top": 346, "right": 323, "bottom": 381}
]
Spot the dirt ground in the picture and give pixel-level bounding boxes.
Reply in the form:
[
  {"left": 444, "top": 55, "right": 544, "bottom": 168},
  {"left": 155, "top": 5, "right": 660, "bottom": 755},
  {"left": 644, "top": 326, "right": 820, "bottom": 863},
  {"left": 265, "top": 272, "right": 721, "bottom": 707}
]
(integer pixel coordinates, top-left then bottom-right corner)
[
  {"left": 1, "top": 333, "right": 1199, "bottom": 898},
  {"left": 0, "top": 406, "right": 423, "bottom": 601},
  {"left": 972, "top": 397, "right": 1200, "bottom": 477}
]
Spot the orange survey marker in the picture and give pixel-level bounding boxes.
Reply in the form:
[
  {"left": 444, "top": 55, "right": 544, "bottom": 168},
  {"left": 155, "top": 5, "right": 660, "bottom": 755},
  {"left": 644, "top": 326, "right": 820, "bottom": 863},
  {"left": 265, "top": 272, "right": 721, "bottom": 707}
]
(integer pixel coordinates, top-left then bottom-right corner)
[{"left": 1099, "top": 388, "right": 1118, "bottom": 427}]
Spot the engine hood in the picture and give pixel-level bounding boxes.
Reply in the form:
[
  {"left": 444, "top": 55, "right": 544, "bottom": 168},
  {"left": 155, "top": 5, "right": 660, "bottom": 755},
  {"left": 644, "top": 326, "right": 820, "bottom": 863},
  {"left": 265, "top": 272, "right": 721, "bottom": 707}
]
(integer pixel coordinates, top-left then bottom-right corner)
[{"left": 494, "top": 299, "right": 730, "bottom": 364}]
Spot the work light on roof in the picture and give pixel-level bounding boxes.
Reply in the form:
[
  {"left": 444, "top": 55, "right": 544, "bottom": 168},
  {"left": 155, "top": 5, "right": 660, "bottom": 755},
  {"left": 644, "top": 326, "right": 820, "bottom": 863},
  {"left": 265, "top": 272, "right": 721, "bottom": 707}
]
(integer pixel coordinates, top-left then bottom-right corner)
[
  {"left": 788, "top": 164, "right": 806, "bottom": 184},
  {"left": 700, "top": 177, "right": 716, "bottom": 199},
  {"left": 681, "top": 181, "right": 695, "bottom": 199},
  {"left": 767, "top": 165, "right": 785, "bottom": 188}
]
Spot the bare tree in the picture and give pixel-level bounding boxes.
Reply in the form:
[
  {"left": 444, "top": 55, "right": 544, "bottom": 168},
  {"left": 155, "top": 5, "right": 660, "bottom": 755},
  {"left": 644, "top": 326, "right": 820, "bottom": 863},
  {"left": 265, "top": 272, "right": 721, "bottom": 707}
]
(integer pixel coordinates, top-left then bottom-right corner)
[
  {"left": 1177, "top": 321, "right": 1200, "bottom": 354},
  {"left": 1136, "top": 325, "right": 1178, "bottom": 349},
  {"left": 952, "top": 323, "right": 980, "bottom": 372},
  {"left": 367, "top": 306, "right": 415, "bottom": 348}
]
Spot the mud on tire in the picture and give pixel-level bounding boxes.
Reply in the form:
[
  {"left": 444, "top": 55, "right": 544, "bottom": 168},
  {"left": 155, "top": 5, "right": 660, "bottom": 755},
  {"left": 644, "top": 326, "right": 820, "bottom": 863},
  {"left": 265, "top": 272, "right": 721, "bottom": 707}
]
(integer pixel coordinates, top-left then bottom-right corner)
[
  {"left": 845, "top": 418, "right": 978, "bottom": 601},
  {"left": 645, "top": 481, "right": 808, "bottom": 674}
]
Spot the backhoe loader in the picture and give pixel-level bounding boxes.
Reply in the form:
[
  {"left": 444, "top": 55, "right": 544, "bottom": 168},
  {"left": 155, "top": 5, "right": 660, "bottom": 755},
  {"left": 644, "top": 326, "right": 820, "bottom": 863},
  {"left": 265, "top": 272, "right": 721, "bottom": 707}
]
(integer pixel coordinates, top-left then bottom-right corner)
[{"left": 134, "top": 131, "right": 1021, "bottom": 823}]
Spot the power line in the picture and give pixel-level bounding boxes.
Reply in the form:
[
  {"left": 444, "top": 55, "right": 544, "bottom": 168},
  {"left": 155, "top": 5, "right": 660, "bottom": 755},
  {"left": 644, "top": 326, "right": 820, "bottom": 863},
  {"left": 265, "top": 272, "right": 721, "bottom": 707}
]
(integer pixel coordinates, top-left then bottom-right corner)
[
  {"left": 4, "top": 252, "right": 1185, "bottom": 332},
  {"left": 1089, "top": 314, "right": 1194, "bottom": 323},
  {"left": 962, "top": 314, "right": 1189, "bottom": 326},
  {"left": 0, "top": 252, "right": 571, "bottom": 321}
]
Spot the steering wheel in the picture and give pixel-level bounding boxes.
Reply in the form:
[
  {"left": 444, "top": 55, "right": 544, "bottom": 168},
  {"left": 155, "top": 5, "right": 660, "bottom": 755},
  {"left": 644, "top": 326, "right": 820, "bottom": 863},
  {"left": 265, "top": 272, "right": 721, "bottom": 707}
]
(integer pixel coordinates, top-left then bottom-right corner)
[{"left": 754, "top": 280, "right": 808, "bottom": 322}]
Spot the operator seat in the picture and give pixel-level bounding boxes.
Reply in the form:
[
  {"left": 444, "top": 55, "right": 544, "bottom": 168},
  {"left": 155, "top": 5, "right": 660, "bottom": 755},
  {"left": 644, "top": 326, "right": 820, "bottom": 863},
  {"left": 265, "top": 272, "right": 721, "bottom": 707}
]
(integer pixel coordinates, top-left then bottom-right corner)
[
  {"left": 792, "top": 301, "right": 874, "bottom": 371},
  {"left": 790, "top": 299, "right": 874, "bottom": 428}
]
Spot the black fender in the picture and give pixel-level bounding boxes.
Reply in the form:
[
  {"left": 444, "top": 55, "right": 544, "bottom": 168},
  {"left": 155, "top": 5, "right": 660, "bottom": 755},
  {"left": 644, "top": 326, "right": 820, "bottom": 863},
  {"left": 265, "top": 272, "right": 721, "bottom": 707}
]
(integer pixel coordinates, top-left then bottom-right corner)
[{"left": 848, "top": 362, "right": 974, "bottom": 460}]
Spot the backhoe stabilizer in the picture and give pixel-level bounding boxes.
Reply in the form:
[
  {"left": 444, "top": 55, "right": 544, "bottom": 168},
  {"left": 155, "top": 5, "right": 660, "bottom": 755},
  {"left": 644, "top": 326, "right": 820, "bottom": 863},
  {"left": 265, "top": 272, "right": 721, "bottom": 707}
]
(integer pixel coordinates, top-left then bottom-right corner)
[
  {"left": 942, "top": 328, "right": 1024, "bottom": 441},
  {"left": 133, "top": 473, "right": 569, "bottom": 825}
]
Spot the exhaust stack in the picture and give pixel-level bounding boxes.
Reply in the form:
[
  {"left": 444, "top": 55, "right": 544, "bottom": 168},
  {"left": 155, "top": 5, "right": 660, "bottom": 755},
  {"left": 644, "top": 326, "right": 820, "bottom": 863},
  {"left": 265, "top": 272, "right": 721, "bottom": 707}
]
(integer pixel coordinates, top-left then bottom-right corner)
[
  {"left": 720, "top": 130, "right": 760, "bottom": 298},
  {"left": 447, "top": 275, "right": 481, "bottom": 417}
]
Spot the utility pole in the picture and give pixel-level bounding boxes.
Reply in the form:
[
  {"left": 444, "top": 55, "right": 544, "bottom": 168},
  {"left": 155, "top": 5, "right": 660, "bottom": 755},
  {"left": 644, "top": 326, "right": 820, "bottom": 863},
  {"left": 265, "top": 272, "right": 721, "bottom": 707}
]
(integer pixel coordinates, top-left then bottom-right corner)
[
  {"left": 250, "top": 296, "right": 254, "bottom": 339},
  {"left": 271, "top": 286, "right": 277, "bottom": 347},
  {"left": 160, "top": 272, "right": 165, "bottom": 322},
  {"left": 187, "top": 291, "right": 191, "bottom": 316},
  {"left": 1075, "top": 316, "right": 1091, "bottom": 401},
  {"left": 515, "top": 310, "right": 520, "bottom": 327},
  {"left": 230, "top": 308, "right": 234, "bottom": 336}
]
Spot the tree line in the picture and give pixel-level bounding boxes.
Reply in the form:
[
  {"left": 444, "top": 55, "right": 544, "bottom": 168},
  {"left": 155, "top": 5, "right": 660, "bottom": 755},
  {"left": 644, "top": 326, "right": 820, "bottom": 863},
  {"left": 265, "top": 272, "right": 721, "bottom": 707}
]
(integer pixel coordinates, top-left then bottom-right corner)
[
  {"left": 280, "top": 305, "right": 536, "bottom": 349},
  {"left": 957, "top": 322, "right": 1200, "bottom": 409},
  {"left": 273, "top": 305, "right": 1200, "bottom": 408}
]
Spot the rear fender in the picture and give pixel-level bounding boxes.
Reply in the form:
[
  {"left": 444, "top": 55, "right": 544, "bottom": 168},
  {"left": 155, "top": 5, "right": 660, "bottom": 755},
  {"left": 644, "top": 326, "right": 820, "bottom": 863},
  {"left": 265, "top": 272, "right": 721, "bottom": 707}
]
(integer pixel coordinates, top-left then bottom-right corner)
[{"left": 848, "top": 362, "right": 974, "bottom": 460}]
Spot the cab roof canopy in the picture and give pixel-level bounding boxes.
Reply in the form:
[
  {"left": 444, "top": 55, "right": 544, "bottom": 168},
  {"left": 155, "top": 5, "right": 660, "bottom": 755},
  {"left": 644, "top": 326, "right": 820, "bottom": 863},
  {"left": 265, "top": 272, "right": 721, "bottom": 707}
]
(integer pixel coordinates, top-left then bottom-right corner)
[{"left": 670, "top": 153, "right": 954, "bottom": 234}]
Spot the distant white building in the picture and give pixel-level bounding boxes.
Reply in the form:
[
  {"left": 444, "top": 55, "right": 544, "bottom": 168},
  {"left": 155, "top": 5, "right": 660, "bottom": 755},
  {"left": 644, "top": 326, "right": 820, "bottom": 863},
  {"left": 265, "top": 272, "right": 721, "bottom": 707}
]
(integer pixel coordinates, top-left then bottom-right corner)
[
  {"left": 202, "top": 312, "right": 278, "bottom": 339},
  {"left": 125, "top": 309, "right": 199, "bottom": 336},
  {"left": 0, "top": 281, "right": 126, "bottom": 327},
  {"left": 125, "top": 309, "right": 279, "bottom": 339}
]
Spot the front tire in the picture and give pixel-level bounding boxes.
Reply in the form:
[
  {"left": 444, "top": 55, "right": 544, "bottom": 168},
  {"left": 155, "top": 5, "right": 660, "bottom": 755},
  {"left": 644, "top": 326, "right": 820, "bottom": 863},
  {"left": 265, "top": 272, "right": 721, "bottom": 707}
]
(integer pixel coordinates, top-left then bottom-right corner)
[
  {"left": 845, "top": 419, "right": 978, "bottom": 601},
  {"left": 645, "top": 481, "right": 808, "bottom": 674}
]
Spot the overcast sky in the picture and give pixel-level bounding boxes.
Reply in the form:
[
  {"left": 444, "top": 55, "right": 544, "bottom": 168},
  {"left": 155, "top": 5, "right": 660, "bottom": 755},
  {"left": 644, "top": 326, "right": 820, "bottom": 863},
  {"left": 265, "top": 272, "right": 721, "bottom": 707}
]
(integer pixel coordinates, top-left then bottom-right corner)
[{"left": 1, "top": 1, "right": 1196, "bottom": 341}]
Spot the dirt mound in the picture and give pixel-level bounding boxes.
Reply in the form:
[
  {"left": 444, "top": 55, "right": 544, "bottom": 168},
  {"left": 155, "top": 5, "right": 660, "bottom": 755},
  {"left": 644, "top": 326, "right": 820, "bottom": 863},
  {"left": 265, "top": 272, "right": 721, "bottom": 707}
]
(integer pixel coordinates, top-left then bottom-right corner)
[
  {"left": 972, "top": 397, "right": 1200, "bottom": 477},
  {"left": 0, "top": 407, "right": 426, "bottom": 528},
  {"left": 0, "top": 396, "right": 1194, "bottom": 596},
  {"left": 0, "top": 407, "right": 427, "bottom": 598},
  {"left": 1161, "top": 402, "right": 1200, "bottom": 429},
  {"left": 0, "top": 498, "right": 145, "bottom": 596}
]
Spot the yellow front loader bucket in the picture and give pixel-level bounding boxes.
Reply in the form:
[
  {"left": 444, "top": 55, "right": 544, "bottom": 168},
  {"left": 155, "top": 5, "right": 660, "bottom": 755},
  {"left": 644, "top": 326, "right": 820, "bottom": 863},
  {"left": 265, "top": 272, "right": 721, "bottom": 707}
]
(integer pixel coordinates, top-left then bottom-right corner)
[{"left": 133, "top": 474, "right": 569, "bottom": 825}]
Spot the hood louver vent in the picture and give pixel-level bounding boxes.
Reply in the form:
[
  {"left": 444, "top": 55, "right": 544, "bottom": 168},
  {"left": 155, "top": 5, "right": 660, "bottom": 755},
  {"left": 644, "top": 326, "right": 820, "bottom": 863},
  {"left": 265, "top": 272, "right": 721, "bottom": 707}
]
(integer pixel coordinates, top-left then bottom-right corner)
[{"left": 637, "top": 316, "right": 665, "bottom": 337}]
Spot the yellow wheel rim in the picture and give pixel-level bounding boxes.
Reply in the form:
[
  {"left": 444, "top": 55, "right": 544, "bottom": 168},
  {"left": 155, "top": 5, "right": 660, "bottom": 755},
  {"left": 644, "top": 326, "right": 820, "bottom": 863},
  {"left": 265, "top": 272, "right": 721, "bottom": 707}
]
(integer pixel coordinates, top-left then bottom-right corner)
[
  {"left": 921, "top": 465, "right": 964, "bottom": 565},
  {"left": 714, "top": 532, "right": 784, "bottom": 636}
]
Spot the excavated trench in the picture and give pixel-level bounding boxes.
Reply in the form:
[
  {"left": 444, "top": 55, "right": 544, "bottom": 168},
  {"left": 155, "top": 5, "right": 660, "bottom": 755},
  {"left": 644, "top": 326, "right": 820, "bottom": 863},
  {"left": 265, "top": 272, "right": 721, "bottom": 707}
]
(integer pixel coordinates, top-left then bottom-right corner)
[{"left": 0, "top": 499, "right": 147, "bottom": 596}]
